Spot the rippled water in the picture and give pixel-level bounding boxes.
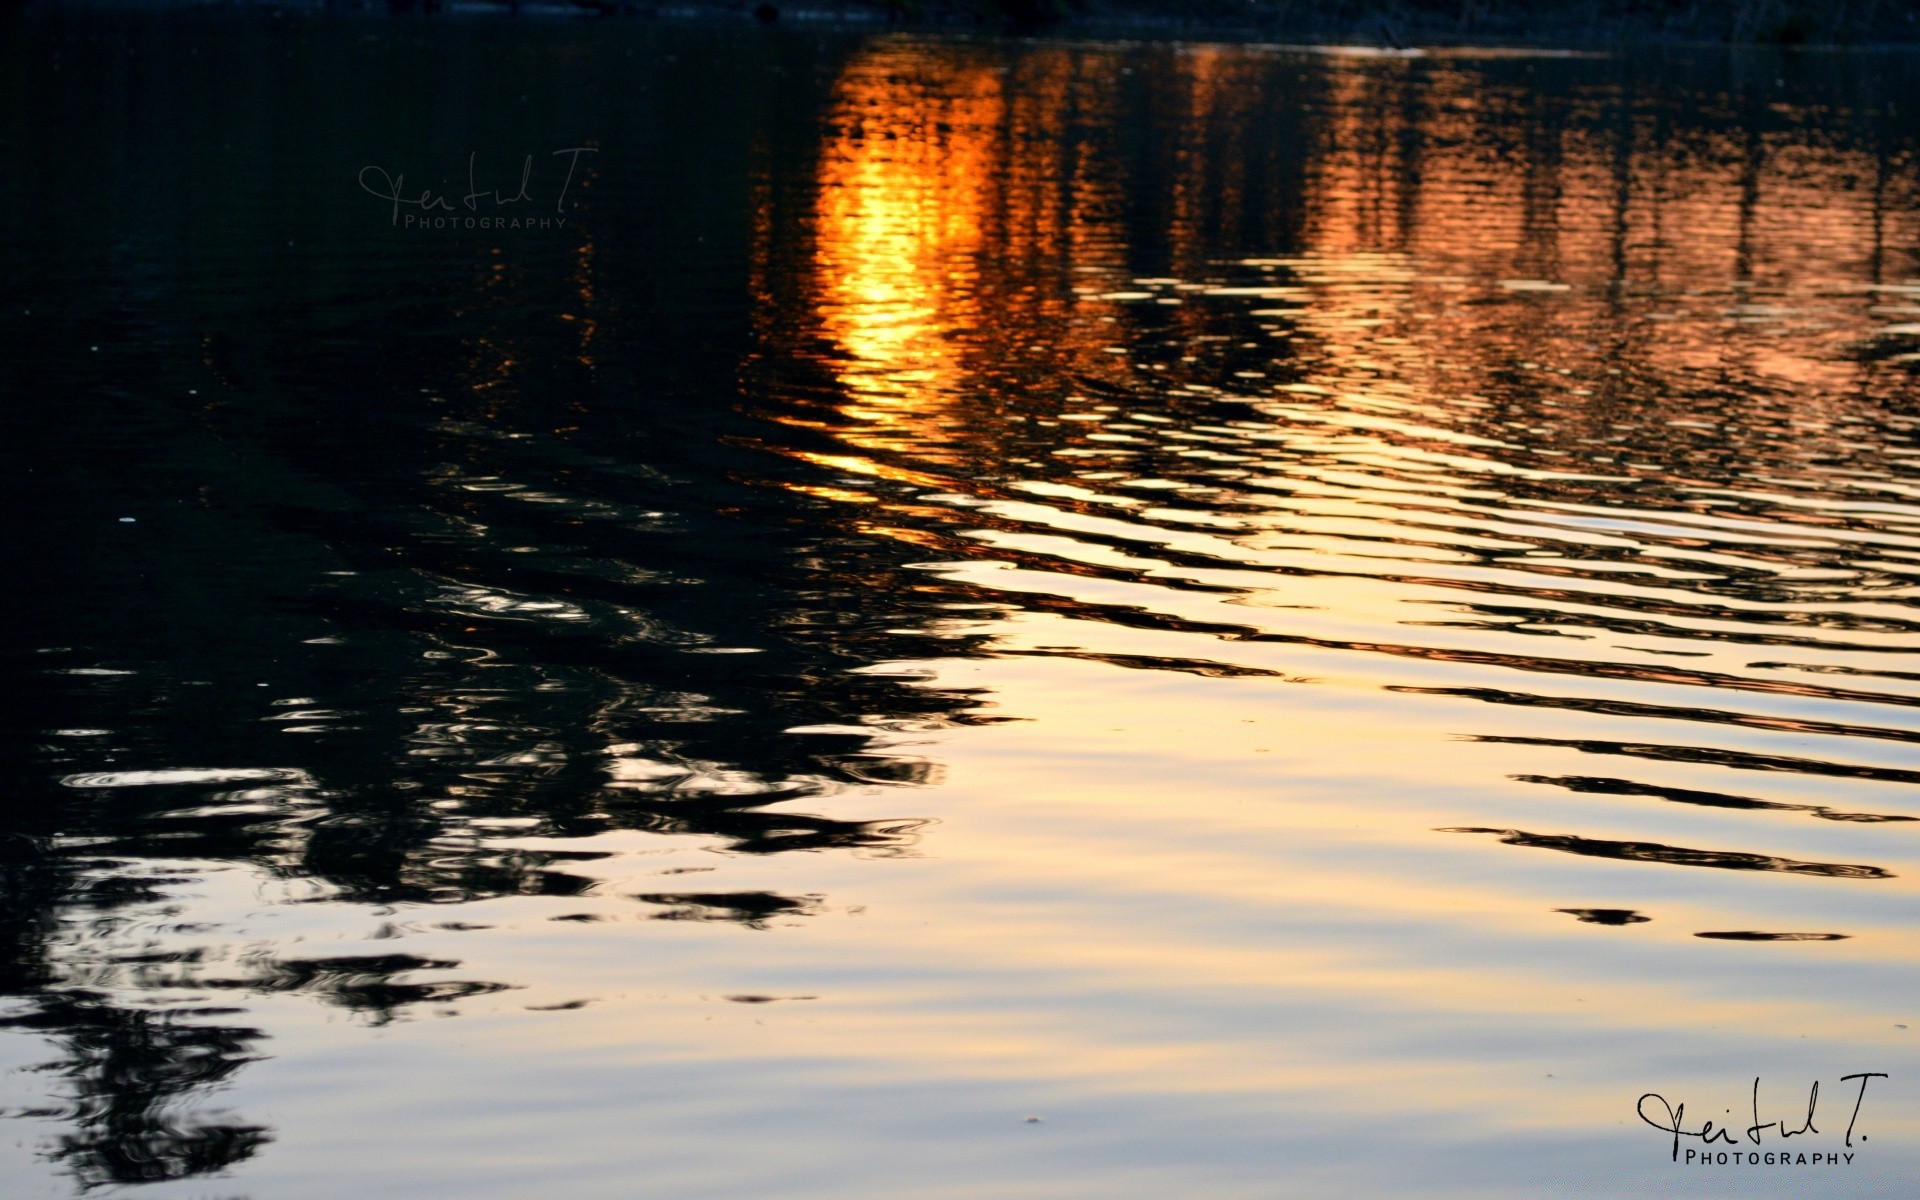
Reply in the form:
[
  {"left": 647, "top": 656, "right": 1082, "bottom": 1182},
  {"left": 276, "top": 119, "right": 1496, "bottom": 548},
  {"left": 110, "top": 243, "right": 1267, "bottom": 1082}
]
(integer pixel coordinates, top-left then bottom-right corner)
[{"left": 5, "top": 13, "right": 1920, "bottom": 1197}]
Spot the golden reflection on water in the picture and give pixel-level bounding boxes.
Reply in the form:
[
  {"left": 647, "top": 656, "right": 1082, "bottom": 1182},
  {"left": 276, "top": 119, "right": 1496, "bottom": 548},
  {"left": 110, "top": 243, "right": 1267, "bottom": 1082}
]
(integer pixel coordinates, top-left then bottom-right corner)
[
  {"left": 730, "top": 43, "right": 1920, "bottom": 1177},
  {"left": 15, "top": 30, "right": 1920, "bottom": 1198}
]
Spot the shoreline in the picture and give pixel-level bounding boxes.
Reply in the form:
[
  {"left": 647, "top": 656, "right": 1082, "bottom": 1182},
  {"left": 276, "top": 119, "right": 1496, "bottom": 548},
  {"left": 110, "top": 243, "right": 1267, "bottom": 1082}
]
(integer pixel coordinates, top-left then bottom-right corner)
[{"left": 17, "top": 0, "right": 1920, "bottom": 49}]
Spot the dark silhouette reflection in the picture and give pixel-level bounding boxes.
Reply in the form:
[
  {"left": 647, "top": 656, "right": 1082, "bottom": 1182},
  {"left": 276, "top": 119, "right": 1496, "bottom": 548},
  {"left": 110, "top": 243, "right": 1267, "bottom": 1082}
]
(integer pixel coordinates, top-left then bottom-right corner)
[
  {"left": 1516, "top": 773, "right": 1918, "bottom": 825},
  {"left": 1404, "top": 685, "right": 1920, "bottom": 748},
  {"left": 0, "top": 995, "right": 269, "bottom": 1188},
  {"left": 1694, "top": 931, "right": 1849, "bottom": 941},
  {"left": 204, "top": 956, "right": 515, "bottom": 1022},
  {"left": 1477, "top": 736, "right": 1920, "bottom": 786},
  {"left": 1555, "top": 908, "right": 1650, "bottom": 925},
  {"left": 632, "top": 891, "right": 824, "bottom": 927},
  {"left": 1442, "top": 827, "right": 1893, "bottom": 879}
]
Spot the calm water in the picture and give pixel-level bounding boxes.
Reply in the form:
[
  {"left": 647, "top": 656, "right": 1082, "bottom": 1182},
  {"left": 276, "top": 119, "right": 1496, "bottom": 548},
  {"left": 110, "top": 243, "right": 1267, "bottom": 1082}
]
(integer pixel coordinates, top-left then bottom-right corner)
[{"left": 4, "top": 13, "right": 1920, "bottom": 1197}]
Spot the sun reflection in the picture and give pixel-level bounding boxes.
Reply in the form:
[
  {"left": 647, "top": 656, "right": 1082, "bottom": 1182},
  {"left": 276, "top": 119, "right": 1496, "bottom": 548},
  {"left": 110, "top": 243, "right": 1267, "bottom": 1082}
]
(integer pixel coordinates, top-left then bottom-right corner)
[
  {"left": 756, "top": 42, "right": 1141, "bottom": 469},
  {"left": 748, "top": 38, "right": 1920, "bottom": 974},
  {"left": 804, "top": 47, "right": 1006, "bottom": 460}
]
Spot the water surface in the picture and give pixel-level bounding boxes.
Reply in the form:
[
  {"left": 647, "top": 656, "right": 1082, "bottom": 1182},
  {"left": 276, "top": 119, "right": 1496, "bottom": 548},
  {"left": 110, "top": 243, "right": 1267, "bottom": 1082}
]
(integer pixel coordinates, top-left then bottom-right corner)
[{"left": 4, "top": 14, "right": 1920, "bottom": 1197}]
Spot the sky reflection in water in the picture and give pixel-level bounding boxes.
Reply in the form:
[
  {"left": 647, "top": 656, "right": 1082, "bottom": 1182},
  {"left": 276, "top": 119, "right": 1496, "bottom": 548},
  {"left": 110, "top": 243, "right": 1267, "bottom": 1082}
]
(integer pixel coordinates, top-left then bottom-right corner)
[{"left": 3, "top": 16, "right": 1920, "bottom": 1197}]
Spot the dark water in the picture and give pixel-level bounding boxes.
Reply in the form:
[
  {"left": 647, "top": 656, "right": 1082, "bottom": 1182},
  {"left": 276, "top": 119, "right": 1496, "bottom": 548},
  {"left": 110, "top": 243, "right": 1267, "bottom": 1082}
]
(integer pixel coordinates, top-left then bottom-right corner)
[{"left": 4, "top": 12, "right": 1920, "bottom": 1196}]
